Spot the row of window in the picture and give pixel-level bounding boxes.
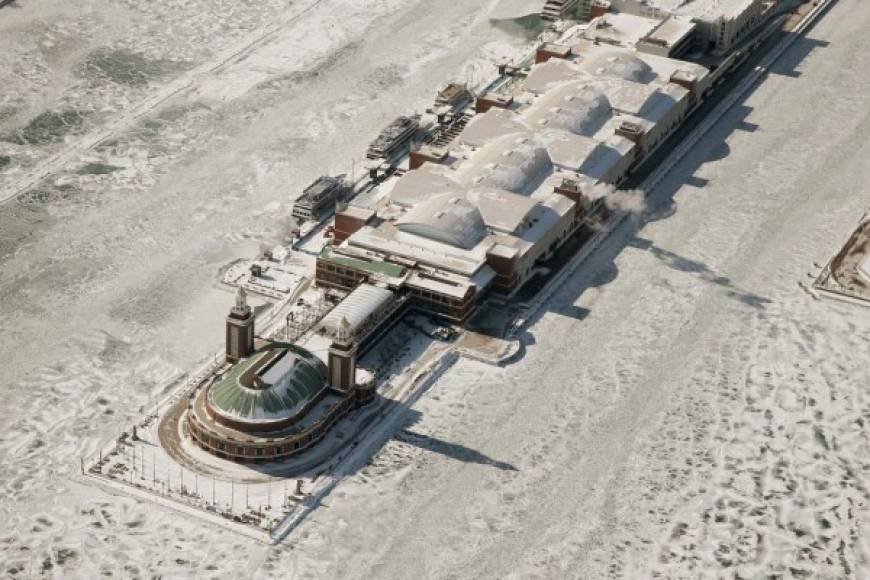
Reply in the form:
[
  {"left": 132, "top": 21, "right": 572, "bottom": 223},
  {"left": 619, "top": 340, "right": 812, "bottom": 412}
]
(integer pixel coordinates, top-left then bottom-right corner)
[
  {"left": 320, "top": 261, "right": 471, "bottom": 309},
  {"left": 317, "top": 268, "right": 364, "bottom": 289},
  {"left": 190, "top": 398, "right": 355, "bottom": 458},
  {"left": 320, "top": 262, "right": 349, "bottom": 274},
  {"left": 318, "top": 263, "right": 366, "bottom": 281},
  {"left": 414, "top": 297, "right": 474, "bottom": 320},
  {"left": 410, "top": 287, "right": 466, "bottom": 307},
  {"left": 644, "top": 102, "right": 689, "bottom": 152},
  {"left": 292, "top": 208, "right": 314, "bottom": 219},
  {"left": 193, "top": 426, "right": 305, "bottom": 457}
]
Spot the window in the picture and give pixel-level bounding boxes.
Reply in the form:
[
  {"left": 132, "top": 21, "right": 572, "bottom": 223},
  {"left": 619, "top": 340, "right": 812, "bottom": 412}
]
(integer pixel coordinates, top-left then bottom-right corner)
[
  {"left": 237, "top": 446, "right": 244, "bottom": 455},
  {"left": 256, "top": 448, "right": 264, "bottom": 456}
]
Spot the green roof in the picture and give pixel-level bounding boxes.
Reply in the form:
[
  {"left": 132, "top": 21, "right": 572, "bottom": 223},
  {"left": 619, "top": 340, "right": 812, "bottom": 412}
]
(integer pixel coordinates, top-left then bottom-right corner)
[
  {"left": 320, "top": 246, "right": 406, "bottom": 278},
  {"left": 208, "top": 343, "right": 328, "bottom": 424}
]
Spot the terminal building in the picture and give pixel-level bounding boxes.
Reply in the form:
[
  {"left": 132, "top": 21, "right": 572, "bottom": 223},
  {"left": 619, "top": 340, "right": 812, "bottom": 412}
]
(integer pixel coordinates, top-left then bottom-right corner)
[{"left": 316, "top": 33, "right": 710, "bottom": 323}]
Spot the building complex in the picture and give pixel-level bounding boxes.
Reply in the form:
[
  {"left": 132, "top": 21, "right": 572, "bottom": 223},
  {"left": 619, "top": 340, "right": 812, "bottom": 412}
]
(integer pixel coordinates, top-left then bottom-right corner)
[
  {"left": 317, "top": 13, "right": 716, "bottom": 323},
  {"left": 186, "top": 1, "right": 787, "bottom": 464},
  {"left": 576, "top": 0, "right": 771, "bottom": 54}
]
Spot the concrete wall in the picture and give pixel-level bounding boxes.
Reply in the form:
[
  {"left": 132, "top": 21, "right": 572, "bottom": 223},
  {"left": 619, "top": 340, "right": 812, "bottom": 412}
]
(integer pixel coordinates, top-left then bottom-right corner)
[
  {"left": 515, "top": 203, "right": 578, "bottom": 285},
  {"left": 689, "top": 0, "right": 765, "bottom": 52},
  {"left": 640, "top": 85, "right": 692, "bottom": 153}
]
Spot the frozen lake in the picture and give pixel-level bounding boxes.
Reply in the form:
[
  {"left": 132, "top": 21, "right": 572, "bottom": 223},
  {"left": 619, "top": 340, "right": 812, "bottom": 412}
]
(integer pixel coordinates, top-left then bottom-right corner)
[
  {"left": 0, "top": 0, "right": 541, "bottom": 576},
  {"left": 2, "top": 0, "right": 870, "bottom": 577}
]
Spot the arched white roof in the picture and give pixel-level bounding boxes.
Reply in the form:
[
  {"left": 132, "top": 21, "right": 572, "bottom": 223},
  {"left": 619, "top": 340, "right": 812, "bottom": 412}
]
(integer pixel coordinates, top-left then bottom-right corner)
[
  {"left": 320, "top": 284, "right": 395, "bottom": 336},
  {"left": 522, "top": 81, "right": 613, "bottom": 138},
  {"left": 524, "top": 58, "right": 591, "bottom": 94},
  {"left": 468, "top": 188, "right": 539, "bottom": 234},
  {"left": 536, "top": 130, "right": 610, "bottom": 176},
  {"left": 395, "top": 194, "right": 488, "bottom": 250},
  {"left": 461, "top": 133, "right": 554, "bottom": 195},
  {"left": 388, "top": 163, "right": 461, "bottom": 208},
  {"left": 460, "top": 108, "right": 529, "bottom": 148},
  {"left": 593, "top": 77, "right": 685, "bottom": 122},
  {"left": 577, "top": 49, "right": 655, "bottom": 83}
]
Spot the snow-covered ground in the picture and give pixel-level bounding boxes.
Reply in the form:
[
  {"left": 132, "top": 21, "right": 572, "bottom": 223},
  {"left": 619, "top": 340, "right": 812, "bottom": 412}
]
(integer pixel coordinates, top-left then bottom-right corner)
[
  {"left": 273, "top": 3, "right": 870, "bottom": 579},
  {"left": 0, "top": 0, "right": 542, "bottom": 576},
  {"left": 2, "top": 0, "right": 870, "bottom": 578}
]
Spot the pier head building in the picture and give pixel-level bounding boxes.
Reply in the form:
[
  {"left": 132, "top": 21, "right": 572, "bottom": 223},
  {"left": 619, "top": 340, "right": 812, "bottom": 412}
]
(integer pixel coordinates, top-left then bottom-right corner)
[{"left": 186, "top": 289, "right": 377, "bottom": 463}]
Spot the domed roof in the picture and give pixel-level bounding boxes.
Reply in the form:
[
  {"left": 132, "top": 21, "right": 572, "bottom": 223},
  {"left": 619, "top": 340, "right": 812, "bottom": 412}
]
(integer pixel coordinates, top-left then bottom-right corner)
[
  {"left": 577, "top": 50, "right": 655, "bottom": 83},
  {"left": 460, "top": 107, "right": 529, "bottom": 147},
  {"left": 524, "top": 58, "right": 591, "bottom": 94},
  {"left": 395, "top": 194, "right": 487, "bottom": 249},
  {"left": 522, "top": 81, "right": 612, "bottom": 138},
  {"left": 461, "top": 133, "right": 554, "bottom": 195},
  {"left": 484, "top": 139, "right": 553, "bottom": 193},
  {"left": 207, "top": 343, "right": 328, "bottom": 427},
  {"left": 388, "top": 163, "right": 461, "bottom": 208},
  {"left": 537, "top": 130, "right": 615, "bottom": 177},
  {"left": 467, "top": 188, "right": 539, "bottom": 234}
]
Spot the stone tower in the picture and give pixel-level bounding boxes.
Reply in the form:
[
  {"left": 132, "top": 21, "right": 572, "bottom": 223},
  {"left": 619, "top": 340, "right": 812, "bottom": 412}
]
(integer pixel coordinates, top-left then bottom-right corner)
[
  {"left": 226, "top": 287, "right": 254, "bottom": 363},
  {"left": 328, "top": 317, "right": 357, "bottom": 392}
]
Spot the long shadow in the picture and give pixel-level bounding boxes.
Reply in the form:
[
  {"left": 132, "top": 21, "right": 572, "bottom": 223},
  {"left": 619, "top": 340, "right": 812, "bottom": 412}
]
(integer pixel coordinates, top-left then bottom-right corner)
[
  {"left": 519, "top": 23, "right": 831, "bottom": 328},
  {"left": 396, "top": 428, "right": 518, "bottom": 471},
  {"left": 768, "top": 36, "right": 830, "bottom": 78},
  {"left": 229, "top": 391, "right": 518, "bottom": 480},
  {"left": 629, "top": 237, "right": 772, "bottom": 309}
]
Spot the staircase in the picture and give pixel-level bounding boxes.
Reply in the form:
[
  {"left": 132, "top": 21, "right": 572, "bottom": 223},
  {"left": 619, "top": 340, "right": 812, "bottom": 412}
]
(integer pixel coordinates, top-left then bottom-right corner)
[
  {"left": 430, "top": 112, "right": 473, "bottom": 148},
  {"left": 541, "top": 0, "right": 580, "bottom": 22}
]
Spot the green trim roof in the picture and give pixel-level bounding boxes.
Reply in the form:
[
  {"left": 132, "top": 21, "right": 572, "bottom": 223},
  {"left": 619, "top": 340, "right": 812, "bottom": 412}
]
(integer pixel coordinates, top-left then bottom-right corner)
[
  {"left": 320, "top": 246, "right": 406, "bottom": 278},
  {"left": 207, "top": 343, "right": 328, "bottom": 424}
]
